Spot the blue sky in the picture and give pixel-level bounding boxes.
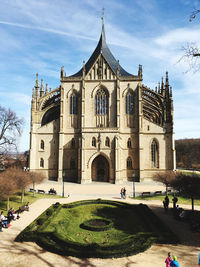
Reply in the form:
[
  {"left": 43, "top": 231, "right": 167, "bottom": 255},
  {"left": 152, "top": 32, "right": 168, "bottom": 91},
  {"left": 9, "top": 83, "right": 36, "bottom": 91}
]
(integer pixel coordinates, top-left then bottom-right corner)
[{"left": 0, "top": 0, "right": 200, "bottom": 152}]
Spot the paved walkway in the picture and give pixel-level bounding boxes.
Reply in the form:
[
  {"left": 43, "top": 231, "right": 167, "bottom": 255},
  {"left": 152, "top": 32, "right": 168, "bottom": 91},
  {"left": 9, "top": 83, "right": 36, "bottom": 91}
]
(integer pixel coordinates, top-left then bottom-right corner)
[{"left": 0, "top": 180, "right": 200, "bottom": 266}]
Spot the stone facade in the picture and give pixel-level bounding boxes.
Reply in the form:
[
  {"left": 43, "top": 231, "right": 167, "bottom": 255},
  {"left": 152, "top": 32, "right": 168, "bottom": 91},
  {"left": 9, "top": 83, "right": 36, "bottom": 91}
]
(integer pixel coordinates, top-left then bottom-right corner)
[{"left": 29, "top": 23, "right": 176, "bottom": 184}]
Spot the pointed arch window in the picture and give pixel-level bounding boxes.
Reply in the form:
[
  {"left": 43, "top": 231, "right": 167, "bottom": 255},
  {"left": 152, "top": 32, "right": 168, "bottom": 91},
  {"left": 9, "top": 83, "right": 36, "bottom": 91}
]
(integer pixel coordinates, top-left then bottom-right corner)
[
  {"left": 127, "top": 138, "right": 132, "bottom": 148},
  {"left": 127, "top": 157, "right": 132, "bottom": 169},
  {"left": 40, "top": 140, "right": 44, "bottom": 150},
  {"left": 40, "top": 158, "right": 44, "bottom": 168},
  {"left": 151, "top": 139, "right": 159, "bottom": 168},
  {"left": 71, "top": 138, "right": 75, "bottom": 148},
  {"left": 70, "top": 93, "right": 78, "bottom": 114},
  {"left": 95, "top": 88, "right": 108, "bottom": 115},
  {"left": 125, "top": 91, "right": 134, "bottom": 114},
  {"left": 105, "top": 137, "right": 110, "bottom": 147},
  {"left": 95, "top": 88, "right": 109, "bottom": 127},
  {"left": 92, "top": 137, "right": 96, "bottom": 147}
]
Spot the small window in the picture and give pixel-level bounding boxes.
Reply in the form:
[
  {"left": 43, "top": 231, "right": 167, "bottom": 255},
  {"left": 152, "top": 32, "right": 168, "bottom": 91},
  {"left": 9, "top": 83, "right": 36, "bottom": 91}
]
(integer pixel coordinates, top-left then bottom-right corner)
[
  {"left": 40, "top": 140, "right": 44, "bottom": 150},
  {"left": 70, "top": 159, "right": 75, "bottom": 169},
  {"left": 151, "top": 139, "right": 159, "bottom": 168},
  {"left": 70, "top": 93, "right": 78, "bottom": 114},
  {"left": 127, "top": 157, "right": 132, "bottom": 169},
  {"left": 127, "top": 138, "right": 131, "bottom": 148},
  {"left": 105, "top": 137, "right": 110, "bottom": 147},
  {"left": 125, "top": 91, "right": 134, "bottom": 114},
  {"left": 40, "top": 158, "right": 44, "bottom": 168},
  {"left": 71, "top": 138, "right": 75, "bottom": 148},
  {"left": 92, "top": 137, "right": 96, "bottom": 147}
]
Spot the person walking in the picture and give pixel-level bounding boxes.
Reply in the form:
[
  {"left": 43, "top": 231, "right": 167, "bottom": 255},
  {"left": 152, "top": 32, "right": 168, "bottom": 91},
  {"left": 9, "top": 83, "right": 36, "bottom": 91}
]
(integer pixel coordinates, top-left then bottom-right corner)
[
  {"left": 120, "top": 188, "right": 124, "bottom": 199},
  {"left": 165, "top": 252, "right": 172, "bottom": 267},
  {"left": 165, "top": 195, "right": 169, "bottom": 211},
  {"left": 123, "top": 187, "right": 126, "bottom": 199},
  {"left": 170, "top": 256, "right": 179, "bottom": 267},
  {"left": 172, "top": 195, "right": 178, "bottom": 209}
]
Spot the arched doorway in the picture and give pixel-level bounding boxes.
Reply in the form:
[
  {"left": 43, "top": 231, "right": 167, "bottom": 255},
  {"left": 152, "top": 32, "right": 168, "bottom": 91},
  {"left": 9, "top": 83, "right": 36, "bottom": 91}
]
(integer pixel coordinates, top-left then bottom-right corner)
[{"left": 91, "top": 155, "right": 109, "bottom": 182}]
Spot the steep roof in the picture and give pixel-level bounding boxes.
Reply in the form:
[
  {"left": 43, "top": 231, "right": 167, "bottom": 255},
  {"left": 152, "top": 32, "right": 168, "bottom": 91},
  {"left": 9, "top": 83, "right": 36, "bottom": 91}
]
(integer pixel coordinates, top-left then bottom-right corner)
[{"left": 69, "top": 24, "right": 135, "bottom": 78}]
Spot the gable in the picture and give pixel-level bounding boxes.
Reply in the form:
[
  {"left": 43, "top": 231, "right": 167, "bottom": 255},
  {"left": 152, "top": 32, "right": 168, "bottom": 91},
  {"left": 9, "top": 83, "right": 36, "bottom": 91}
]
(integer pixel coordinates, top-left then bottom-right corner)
[{"left": 86, "top": 54, "right": 116, "bottom": 80}]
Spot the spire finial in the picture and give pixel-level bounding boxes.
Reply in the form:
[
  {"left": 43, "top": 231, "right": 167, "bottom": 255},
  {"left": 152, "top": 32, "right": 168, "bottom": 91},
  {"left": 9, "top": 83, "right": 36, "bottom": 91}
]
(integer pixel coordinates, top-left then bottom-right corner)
[
  {"left": 101, "top": 8, "right": 106, "bottom": 41},
  {"left": 101, "top": 8, "right": 105, "bottom": 27},
  {"left": 165, "top": 71, "right": 169, "bottom": 86},
  {"left": 35, "top": 73, "right": 39, "bottom": 87}
]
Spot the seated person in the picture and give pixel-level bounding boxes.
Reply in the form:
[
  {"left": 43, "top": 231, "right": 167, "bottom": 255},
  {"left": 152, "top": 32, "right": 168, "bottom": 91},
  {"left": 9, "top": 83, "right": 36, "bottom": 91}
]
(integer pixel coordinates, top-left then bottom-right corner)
[
  {"left": 19, "top": 202, "right": 29, "bottom": 212},
  {"left": 0, "top": 222, "right": 3, "bottom": 232},
  {"left": 24, "top": 202, "right": 29, "bottom": 211},
  {"left": 7, "top": 208, "right": 19, "bottom": 221},
  {"left": 0, "top": 211, "right": 8, "bottom": 227},
  {"left": 49, "top": 188, "right": 56, "bottom": 194}
]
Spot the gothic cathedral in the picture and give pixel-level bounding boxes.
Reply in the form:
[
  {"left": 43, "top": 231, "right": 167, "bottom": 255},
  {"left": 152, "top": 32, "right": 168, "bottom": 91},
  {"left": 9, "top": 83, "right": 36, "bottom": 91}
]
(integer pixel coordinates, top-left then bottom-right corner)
[{"left": 29, "top": 22, "right": 176, "bottom": 183}]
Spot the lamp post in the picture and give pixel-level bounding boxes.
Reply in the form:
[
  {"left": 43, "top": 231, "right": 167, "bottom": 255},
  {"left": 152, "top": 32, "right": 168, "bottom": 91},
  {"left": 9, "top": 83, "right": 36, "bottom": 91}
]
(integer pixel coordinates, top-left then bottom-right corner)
[
  {"left": 62, "top": 170, "right": 66, "bottom": 197},
  {"left": 132, "top": 170, "right": 136, "bottom": 198}
]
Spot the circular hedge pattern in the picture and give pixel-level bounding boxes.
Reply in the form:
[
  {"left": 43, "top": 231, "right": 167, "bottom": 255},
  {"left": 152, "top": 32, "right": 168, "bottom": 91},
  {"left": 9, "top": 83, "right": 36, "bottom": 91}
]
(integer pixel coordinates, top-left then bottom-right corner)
[{"left": 80, "top": 218, "right": 113, "bottom": 231}]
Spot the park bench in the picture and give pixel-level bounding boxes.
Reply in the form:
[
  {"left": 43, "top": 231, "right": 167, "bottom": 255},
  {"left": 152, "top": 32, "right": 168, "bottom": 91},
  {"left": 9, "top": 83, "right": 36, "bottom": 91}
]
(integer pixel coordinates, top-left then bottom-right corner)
[
  {"left": 38, "top": 189, "right": 45, "bottom": 194},
  {"left": 141, "top": 192, "right": 151, "bottom": 196},
  {"left": 154, "top": 190, "right": 162, "bottom": 195},
  {"left": 48, "top": 189, "right": 57, "bottom": 195},
  {"left": 16, "top": 203, "right": 29, "bottom": 213},
  {"left": 29, "top": 188, "right": 36, "bottom": 193}
]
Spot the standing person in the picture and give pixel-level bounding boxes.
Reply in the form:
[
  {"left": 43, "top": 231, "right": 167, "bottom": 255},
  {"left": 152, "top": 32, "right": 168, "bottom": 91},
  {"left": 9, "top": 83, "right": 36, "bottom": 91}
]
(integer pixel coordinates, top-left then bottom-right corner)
[
  {"left": 120, "top": 188, "right": 124, "bottom": 199},
  {"left": 165, "top": 252, "right": 172, "bottom": 267},
  {"left": 163, "top": 200, "right": 167, "bottom": 212},
  {"left": 123, "top": 187, "right": 126, "bottom": 199},
  {"left": 170, "top": 256, "right": 179, "bottom": 267},
  {"left": 165, "top": 195, "right": 169, "bottom": 211},
  {"left": 172, "top": 195, "right": 178, "bottom": 209}
]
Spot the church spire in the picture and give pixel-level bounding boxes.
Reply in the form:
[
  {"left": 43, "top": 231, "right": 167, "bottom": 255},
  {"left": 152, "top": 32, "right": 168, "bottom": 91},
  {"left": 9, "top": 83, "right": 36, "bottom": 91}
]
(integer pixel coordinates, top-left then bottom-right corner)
[{"left": 101, "top": 8, "right": 106, "bottom": 42}]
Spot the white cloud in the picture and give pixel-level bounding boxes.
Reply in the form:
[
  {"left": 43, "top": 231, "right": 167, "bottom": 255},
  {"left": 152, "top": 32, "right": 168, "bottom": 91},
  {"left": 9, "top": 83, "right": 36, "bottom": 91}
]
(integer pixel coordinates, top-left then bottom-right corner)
[
  {"left": 154, "top": 26, "right": 200, "bottom": 47},
  {"left": 0, "top": 92, "right": 31, "bottom": 105}
]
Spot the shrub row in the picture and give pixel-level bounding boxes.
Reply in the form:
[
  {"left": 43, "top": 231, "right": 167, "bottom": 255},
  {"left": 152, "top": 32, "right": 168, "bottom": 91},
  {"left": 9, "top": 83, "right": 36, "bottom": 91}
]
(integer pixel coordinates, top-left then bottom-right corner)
[
  {"left": 35, "top": 231, "right": 155, "bottom": 258},
  {"left": 15, "top": 202, "right": 61, "bottom": 241}
]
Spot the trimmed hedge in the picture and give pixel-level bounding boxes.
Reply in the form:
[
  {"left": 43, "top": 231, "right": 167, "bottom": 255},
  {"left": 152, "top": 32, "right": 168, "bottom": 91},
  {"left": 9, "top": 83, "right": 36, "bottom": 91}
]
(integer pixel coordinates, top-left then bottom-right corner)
[{"left": 15, "top": 199, "right": 178, "bottom": 258}]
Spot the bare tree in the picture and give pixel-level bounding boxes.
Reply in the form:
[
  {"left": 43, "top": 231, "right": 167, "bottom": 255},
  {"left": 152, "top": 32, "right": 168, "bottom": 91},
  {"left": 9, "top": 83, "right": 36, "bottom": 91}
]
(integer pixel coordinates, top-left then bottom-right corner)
[
  {"left": 13, "top": 167, "right": 31, "bottom": 203},
  {"left": 0, "top": 169, "right": 18, "bottom": 210},
  {"left": 28, "top": 171, "right": 46, "bottom": 196},
  {"left": 179, "top": 5, "right": 200, "bottom": 72},
  {"left": 179, "top": 43, "right": 200, "bottom": 73},
  {"left": 189, "top": 7, "right": 200, "bottom": 22},
  {"left": 0, "top": 105, "right": 24, "bottom": 168},
  {"left": 170, "top": 172, "right": 200, "bottom": 211},
  {"left": 153, "top": 171, "right": 176, "bottom": 195}
]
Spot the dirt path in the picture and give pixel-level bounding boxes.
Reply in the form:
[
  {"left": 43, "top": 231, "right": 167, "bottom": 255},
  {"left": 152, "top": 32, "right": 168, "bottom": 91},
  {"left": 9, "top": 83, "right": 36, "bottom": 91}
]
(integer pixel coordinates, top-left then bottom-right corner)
[{"left": 0, "top": 186, "right": 200, "bottom": 266}]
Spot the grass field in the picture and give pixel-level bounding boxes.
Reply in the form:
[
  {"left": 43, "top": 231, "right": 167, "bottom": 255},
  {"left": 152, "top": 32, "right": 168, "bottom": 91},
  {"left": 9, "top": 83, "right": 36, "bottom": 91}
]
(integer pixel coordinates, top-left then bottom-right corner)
[
  {"left": 135, "top": 194, "right": 200, "bottom": 206},
  {"left": 16, "top": 199, "right": 178, "bottom": 258},
  {"left": 0, "top": 191, "right": 62, "bottom": 211}
]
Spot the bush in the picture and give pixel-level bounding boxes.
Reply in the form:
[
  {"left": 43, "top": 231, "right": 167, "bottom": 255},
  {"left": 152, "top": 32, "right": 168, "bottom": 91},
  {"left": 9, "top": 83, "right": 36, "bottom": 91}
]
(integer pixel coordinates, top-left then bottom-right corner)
[
  {"left": 37, "top": 217, "right": 46, "bottom": 226},
  {"left": 46, "top": 209, "right": 53, "bottom": 216}
]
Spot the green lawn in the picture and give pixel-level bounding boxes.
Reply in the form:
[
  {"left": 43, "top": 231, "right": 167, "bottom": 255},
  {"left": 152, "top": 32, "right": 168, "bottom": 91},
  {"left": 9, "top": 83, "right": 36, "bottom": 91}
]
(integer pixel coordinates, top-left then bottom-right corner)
[
  {"left": 0, "top": 191, "right": 62, "bottom": 211},
  {"left": 15, "top": 199, "right": 178, "bottom": 258},
  {"left": 135, "top": 194, "right": 200, "bottom": 206}
]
